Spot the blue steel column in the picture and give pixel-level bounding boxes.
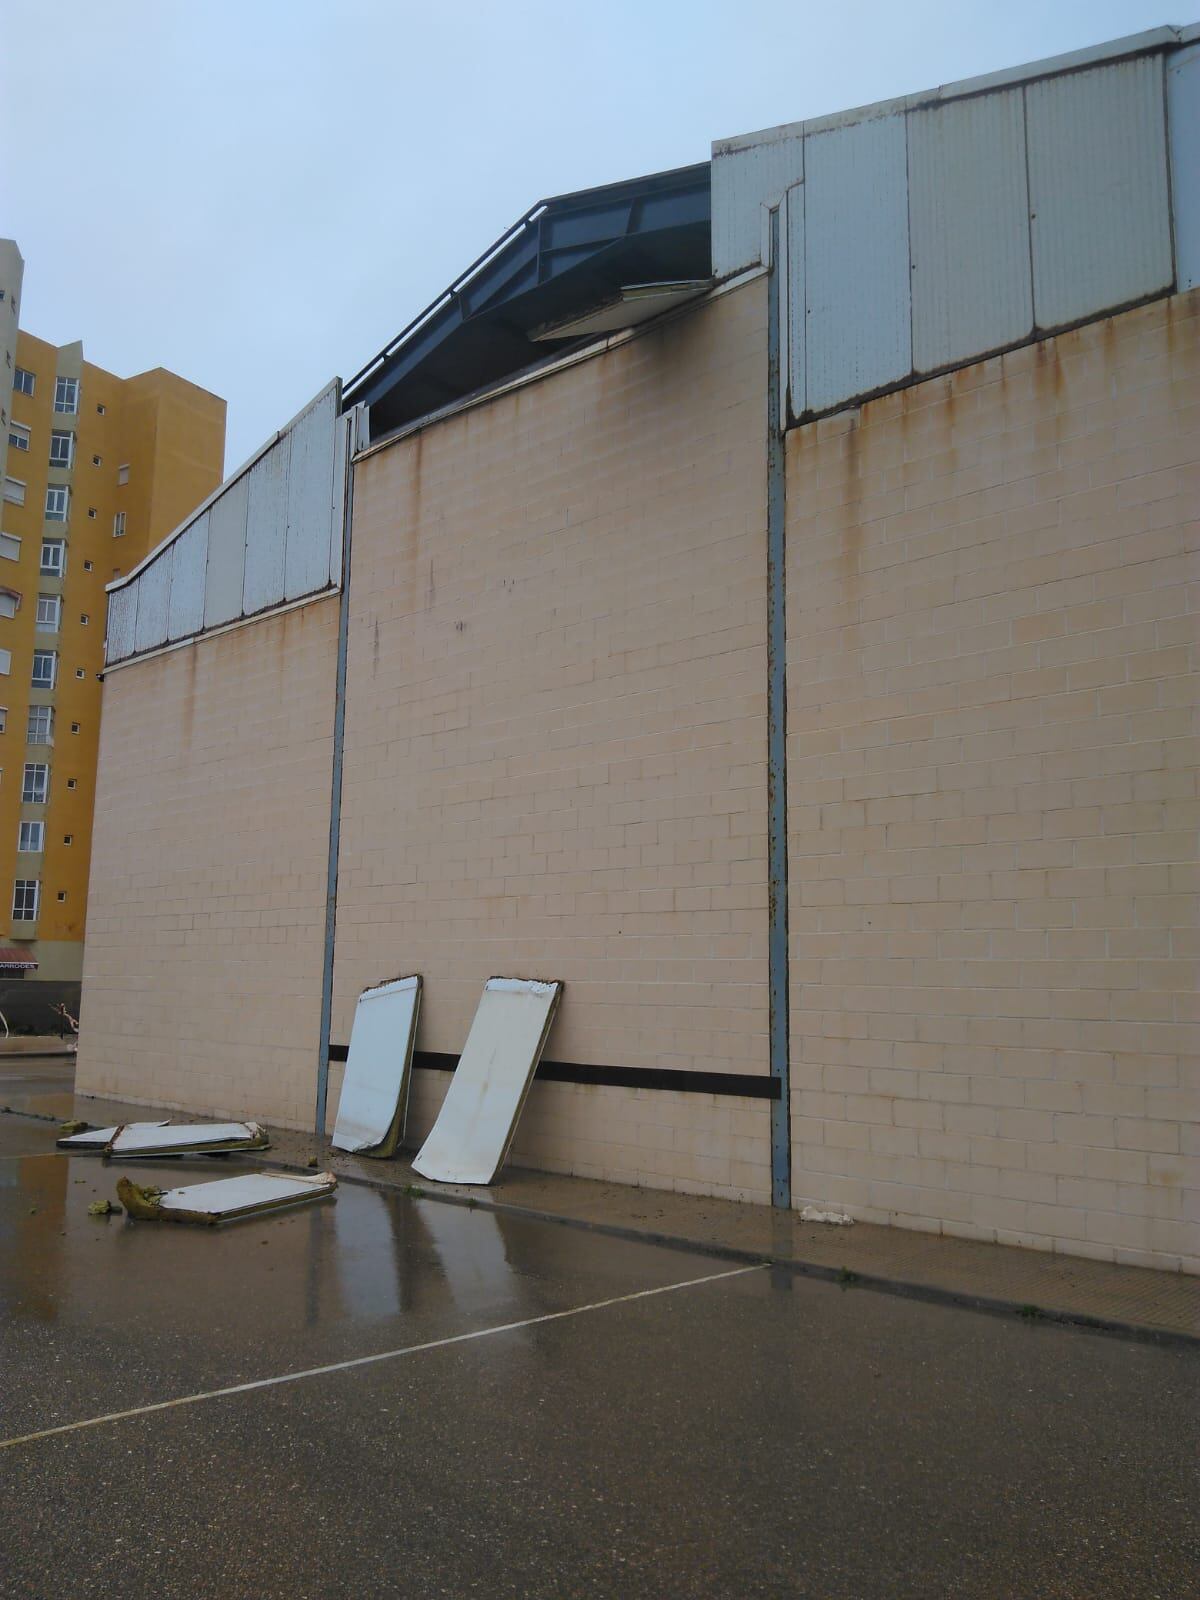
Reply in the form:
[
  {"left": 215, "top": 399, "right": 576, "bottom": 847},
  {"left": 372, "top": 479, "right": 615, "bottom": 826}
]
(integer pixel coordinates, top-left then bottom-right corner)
[
  {"left": 315, "top": 408, "right": 356, "bottom": 1138},
  {"left": 766, "top": 208, "right": 792, "bottom": 1208}
]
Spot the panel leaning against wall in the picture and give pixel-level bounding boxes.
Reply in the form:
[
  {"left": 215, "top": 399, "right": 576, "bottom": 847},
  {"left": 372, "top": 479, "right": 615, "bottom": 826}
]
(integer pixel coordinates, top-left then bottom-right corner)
[{"left": 105, "top": 380, "right": 347, "bottom": 665}]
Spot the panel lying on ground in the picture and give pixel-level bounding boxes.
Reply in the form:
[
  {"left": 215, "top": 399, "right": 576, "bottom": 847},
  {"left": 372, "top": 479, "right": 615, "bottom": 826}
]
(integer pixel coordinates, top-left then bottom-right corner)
[
  {"left": 58, "top": 1121, "right": 269, "bottom": 1157},
  {"left": 117, "top": 1170, "right": 337, "bottom": 1224},
  {"left": 331, "top": 976, "right": 421, "bottom": 1157},
  {"left": 412, "top": 977, "right": 562, "bottom": 1185}
]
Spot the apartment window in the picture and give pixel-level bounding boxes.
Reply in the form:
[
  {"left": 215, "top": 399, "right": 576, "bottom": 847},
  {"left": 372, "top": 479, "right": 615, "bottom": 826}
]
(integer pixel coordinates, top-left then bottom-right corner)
[
  {"left": 53, "top": 376, "right": 79, "bottom": 414},
  {"left": 117, "top": 464, "right": 130, "bottom": 485},
  {"left": 74, "top": 668, "right": 84, "bottom": 679},
  {"left": 0, "top": 535, "right": 19, "bottom": 562},
  {"left": 49, "top": 431, "right": 74, "bottom": 469},
  {"left": 87, "top": 507, "right": 97, "bottom": 518},
  {"left": 63, "top": 834, "right": 72, "bottom": 845},
  {"left": 92, "top": 454, "right": 101, "bottom": 467},
  {"left": 83, "top": 559, "right": 93, "bottom": 572},
  {"left": 56, "top": 891, "right": 66, "bottom": 902},
  {"left": 80, "top": 612, "right": 89, "bottom": 625},
  {"left": 67, "top": 777, "right": 77, "bottom": 790},
  {"left": 0, "top": 592, "right": 17, "bottom": 620},
  {"left": 35, "top": 594, "right": 62, "bottom": 633},
  {"left": 96, "top": 402, "right": 106, "bottom": 415},
  {"left": 3, "top": 477, "right": 25, "bottom": 506},
  {"left": 112, "top": 510, "right": 126, "bottom": 538},
  {"left": 31, "top": 651, "right": 56, "bottom": 689},
  {"left": 0, "top": 708, "right": 6, "bottom": 733},
  {"left": 7, "top": 422, "right": 29, "bottom": 453},
  {"left": 27, "top": 705, "right": 53, "bottom": 744},
  {"left": 0, "top": 649, "right": 10, "bottom": 676},
  {"left": 70, "top": 721, "right": 80, "bottom": 734},
  {"left": 21, "top": 763, "right": 48, "bottom": 803},
  {"left": 40, "top": 539, "right": 65, "bottom": 576},
  {"left": 12, "top": 879, "right": 39, "bottom": 922},
  {"left": 14, "top": 368, "right": 34, "bottom": 396},
  {"left": 18, "top": 821, "right": 44, "bottom": 854},
  {"left": 44, "top": 485, "right": 69, "bottom": 522}
]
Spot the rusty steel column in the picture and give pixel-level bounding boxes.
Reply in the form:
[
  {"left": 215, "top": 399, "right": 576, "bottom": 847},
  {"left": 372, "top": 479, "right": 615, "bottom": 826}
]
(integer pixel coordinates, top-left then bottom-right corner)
[{"left": 766, "top": 206, "right": 791, "bottom": 1209}]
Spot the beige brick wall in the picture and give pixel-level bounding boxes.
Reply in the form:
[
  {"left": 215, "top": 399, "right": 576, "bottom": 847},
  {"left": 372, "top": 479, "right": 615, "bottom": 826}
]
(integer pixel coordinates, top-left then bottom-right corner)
[
  {"left": 77, "top": 600, "right": 338, "bottom": 1127},
  {"left": 334, "top": 280, "right": 772, "bottom": 1202},
  {"left": 786, "top": 290, "right": 1199, "bottom": 1272}
]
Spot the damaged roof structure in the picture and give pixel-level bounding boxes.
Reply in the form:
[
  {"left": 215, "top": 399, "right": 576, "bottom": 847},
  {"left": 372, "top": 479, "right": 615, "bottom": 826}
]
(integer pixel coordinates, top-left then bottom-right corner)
[{"left": 83, "top": 26, "right": 1199, "bottom": 1276}]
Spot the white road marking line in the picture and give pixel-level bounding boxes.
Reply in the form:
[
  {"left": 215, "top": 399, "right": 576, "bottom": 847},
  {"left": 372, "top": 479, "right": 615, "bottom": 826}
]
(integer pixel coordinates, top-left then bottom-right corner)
[{"left": 0, "top": 1262, "right": 766, "bottom": 1451}]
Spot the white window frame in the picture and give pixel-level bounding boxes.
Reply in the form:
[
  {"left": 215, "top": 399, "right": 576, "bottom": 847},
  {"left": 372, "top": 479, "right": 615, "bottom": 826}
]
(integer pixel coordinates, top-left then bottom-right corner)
[
  {"left": 53, "top": 376, "right": 79, "bottom": 414},
  {"left": 26, "top": 705, "right": 53, "bottom": 744},
  {"left": 0, "top": 534, "right": 19, "bottom": 562},
  {"left": 21, "top": 763, "right": 48, "bottom": 803},
  {"left": 7, "top": 422, "right": 29, "bottom": 453},
  {"left": 0, "top": 593, "right": 16, "bottom": 620},
  {"left": 17, "top": 821, "right": 44, "bottom": 854},
  {"left": 0, "top": 707, "right": 6, "bottom": 734},
  {"left": 40, "top": 538, "right": 65, "bottom": 577},
  {"left": 117, "top": 463, "right": 130, "bottom": 485},
  {"left": 12, "top": 878, "right": 40, "bottom": 922},
  {"left": 3, "top": 477, "right": 25, "bottom": 506},
  {"left": 44, "top": 484, "right": 69, "bottom": 521},
  {"left": 112, "top": 510, "right": 126, "bottom": 538},
  {"left": 13, "top": 367, "right": 34, "bottom": 396},
  {"left": 35, "top": 594, "right": 61, "bottom": 632},
  {"left": 49, "top": 430, "right": 74, "bottom": 469},
  {"left": 30, "top": 651, "right": 56, "bottom": 689}
]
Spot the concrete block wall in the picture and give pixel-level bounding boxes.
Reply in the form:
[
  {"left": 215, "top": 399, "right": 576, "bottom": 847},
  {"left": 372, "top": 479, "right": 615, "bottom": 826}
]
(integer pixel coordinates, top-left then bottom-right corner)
[
  {"left": 333, "top": 280, "right": 773, "bottom": 1203},
  {"left": 77, "top": 600, "right": 338, "bottom": 1127},
  {"left": 785, "top": 290, "right": 1199, "bottom": 1271}
]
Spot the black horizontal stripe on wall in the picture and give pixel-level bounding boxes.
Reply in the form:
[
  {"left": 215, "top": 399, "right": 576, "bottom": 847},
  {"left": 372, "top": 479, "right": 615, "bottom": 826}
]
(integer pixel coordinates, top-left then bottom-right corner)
[{"left": 327, "top": 1044, "right": 778, "bottom": 1101}]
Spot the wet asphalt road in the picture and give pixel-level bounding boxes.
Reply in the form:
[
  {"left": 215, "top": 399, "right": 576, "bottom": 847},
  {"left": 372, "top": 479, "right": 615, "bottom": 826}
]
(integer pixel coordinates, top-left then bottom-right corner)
[{"left": 0, "top": 1112, "right": 1196, "bottom": 1599}]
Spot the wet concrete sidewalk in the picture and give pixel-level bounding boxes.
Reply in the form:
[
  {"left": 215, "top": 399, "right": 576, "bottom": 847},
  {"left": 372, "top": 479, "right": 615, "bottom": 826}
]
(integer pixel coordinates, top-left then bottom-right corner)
[{"left": 5, "top": 1055, "right": 1197, "bottom": 1345}]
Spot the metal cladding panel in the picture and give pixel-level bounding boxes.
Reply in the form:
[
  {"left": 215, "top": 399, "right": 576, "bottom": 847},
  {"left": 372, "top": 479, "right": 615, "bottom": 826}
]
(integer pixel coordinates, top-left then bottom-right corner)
[
  {"left": 908, "top": 88, "right": 1034, "bottom": 373},
  {"left": 785, "top": 183, "right": 806, "bottom": 419},
  {"left": 242, "top": 433, "right": 290, "bottom": 615},
  {"left": 284, "top": 387, "right": 337, "bottom": 602},
  {"left": 329, "top": 412, "right": 348, "bottom": 586},
  {"left": 1026, "top": 57, "right": 1173, "bottom": 330},
  {"left": 203, "top": 471, "right": 249, "bottom": 630},
  {"left": 132, "top": 543, "right": 173, "bottom": 655},
  {"left": 167, "top": 513, "right": 208, "bottom": 640},
  {"left": 803, "top": 113, "right": 911, "bottom": 414},
  {"left": 105, "top": 584, "right": 137, "bottom": 663},
  {"left": 1169, "top": 42, "right": 1200, "bottom": 292},
  {"left": 712, "top": 133, "right": 804, "bottom": 275}
]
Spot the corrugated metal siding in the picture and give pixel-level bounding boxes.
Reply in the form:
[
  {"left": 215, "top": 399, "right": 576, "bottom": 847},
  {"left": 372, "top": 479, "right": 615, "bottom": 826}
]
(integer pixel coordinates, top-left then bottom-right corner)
[
  {"left": 803, "top": 113, "right": 911, "bottom": 415},
  {"left": 908, "top": 89, "right": 1034, "bottom": 373},
  {"left": 1026, "top": 57, "right": 1173, "bottom": 329},
  {"left": 785, "top": 183, "right": 806, "bottom": 419},
  {"left": 1168, "top": 42, "right": 1200, "bottom": 291},
  {"left": 106, "top": 380, "right": 345, "bottom": 666},
  {"left": 712, "top": 133, "right": 804, "bottom": 276}
]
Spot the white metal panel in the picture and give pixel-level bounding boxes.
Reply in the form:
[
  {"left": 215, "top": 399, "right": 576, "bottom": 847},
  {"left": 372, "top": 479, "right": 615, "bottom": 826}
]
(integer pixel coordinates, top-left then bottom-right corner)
[
  {"left": 332, "top": 976, "right": 422, "bottom": 1155},
  {"left": 242, "top": 433, "right": 290, "bottom": 615},
  {"left": 284, "top": 387, "right": 337, "bottom": 601},
  {"left": 803, "top": 113, "right": 911, "bottom": 414},
  {"left": 132, "top": 543, "right": 173, "bottom": 656},
  {"left": 58, "top": 1121, "right": 166, "bottom": 1149},
  {"left": 1168, "top": 42, "right": 1200, "bottom": 291},
  {"left": 109, "top": 1120, "right": 266, "bottom": 1155},
  {"left": 1026, "top": 56, "right": 1173, "bottom": 329},
  {"left": 908, "top": 88, "right": 1034, "bottom": 373},
  {"left": 167, "top": 513, "right": 209, "bottom": 640},
  {"left": 785, "top": 182, "right": 806, "bottom": 420},
  {"left": 712, "top": 132, "right": 804, "bottom": 276},
  {"left": 156, "top": 1170, "right": 336, "bottom": 1221},
  {"left": 105, "top": 583, "right": 137, "bottom": 663},
  {"left": 203, "top": 471, "right": 249, "bottom": 629},
  {"left": 329, "top": 411, "right": 347, "bottom": 587},
  {"left": 412, "top": 977, "right": 562, "bottom": 1185}
]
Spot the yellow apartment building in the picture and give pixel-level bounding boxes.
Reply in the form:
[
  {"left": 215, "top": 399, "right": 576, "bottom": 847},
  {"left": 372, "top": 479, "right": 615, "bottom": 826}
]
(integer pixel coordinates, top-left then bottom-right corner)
[{"left": 0, "top": 239, "right": 224, "bottom": 1024}]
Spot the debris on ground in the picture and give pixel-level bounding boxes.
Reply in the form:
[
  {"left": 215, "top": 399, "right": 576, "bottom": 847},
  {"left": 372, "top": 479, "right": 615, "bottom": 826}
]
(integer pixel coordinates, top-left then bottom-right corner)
[
  {"left": 59, "top": 1120, "right": 269, "bottom": 1158},
  {"left": 800, "top": 1205, "right": 855, "bottom": 1226},
  {"left": 332, "top": 975, "right": 421, "bottom": 1157},
  {"left": 59, "top": 1118, "right": 92, "bottom": 1136},
  {"left": 117, "top": 1170, "right": 337, "bottom": 1225},
  {"left": 87, "top": 1199, "right": 122, "bottom": 1217}
]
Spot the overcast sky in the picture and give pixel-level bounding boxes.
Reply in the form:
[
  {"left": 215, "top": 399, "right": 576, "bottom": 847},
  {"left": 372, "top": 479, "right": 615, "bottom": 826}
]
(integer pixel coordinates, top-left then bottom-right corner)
[{"left": 4, "top": 1, "right": 1189, "bottom": 470}]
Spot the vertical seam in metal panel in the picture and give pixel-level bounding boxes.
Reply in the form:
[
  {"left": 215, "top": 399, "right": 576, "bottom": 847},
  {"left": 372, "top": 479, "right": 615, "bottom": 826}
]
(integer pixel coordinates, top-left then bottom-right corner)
[
  {"left": 766, "top": 206, "right": 791, "bottom": 1210},
  {"left": 1160, "top": 50, "right": 1179, "bottom": 287},
  {"left": 315, "top": 401, "right": 354, "bottom": 1139}
]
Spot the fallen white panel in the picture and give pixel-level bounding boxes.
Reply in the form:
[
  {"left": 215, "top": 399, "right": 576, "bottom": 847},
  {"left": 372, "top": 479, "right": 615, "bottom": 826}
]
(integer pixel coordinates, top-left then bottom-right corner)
[
  {"left": 284, "top": 386, "right": 337, "bottom": 602},
  {"left": 167, "top": 514, "right": 209, "bottom": 640},
  {"left": 1026, "top": 56, "right": 1173, "bottom": 329},
  {"left": 1168, "top": 41, "right": 1200, "bottom": 292},
  {"left": 242, "top": 432, "right": 290, "bottom": 615},
  {"left": 804, "top": 111, "right": 912, "bottom": 413},
  {"left": 58, "top": 1120, "right": 167, "bottom": 1150},
  {"left": 332, "top": 975, "right": 422, "bottom": 1156},
  {"left": 121, "top": 1170, "right": 337, "bottom": 1224},
  {"left": 203, "top": 470, "right": 250, "bottom": 629},
  {"left": 412, "top": 977, "right": 562, "bottom": 1186},
  {"left": 132, "top": 542, "right": 174, "bottom": 655},
  {"left": 908, "top": 87, "right": 1034, "bottom": 374},
  {"left": 109, "top": 1120, "right": 268, "bottom": 1156}
]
